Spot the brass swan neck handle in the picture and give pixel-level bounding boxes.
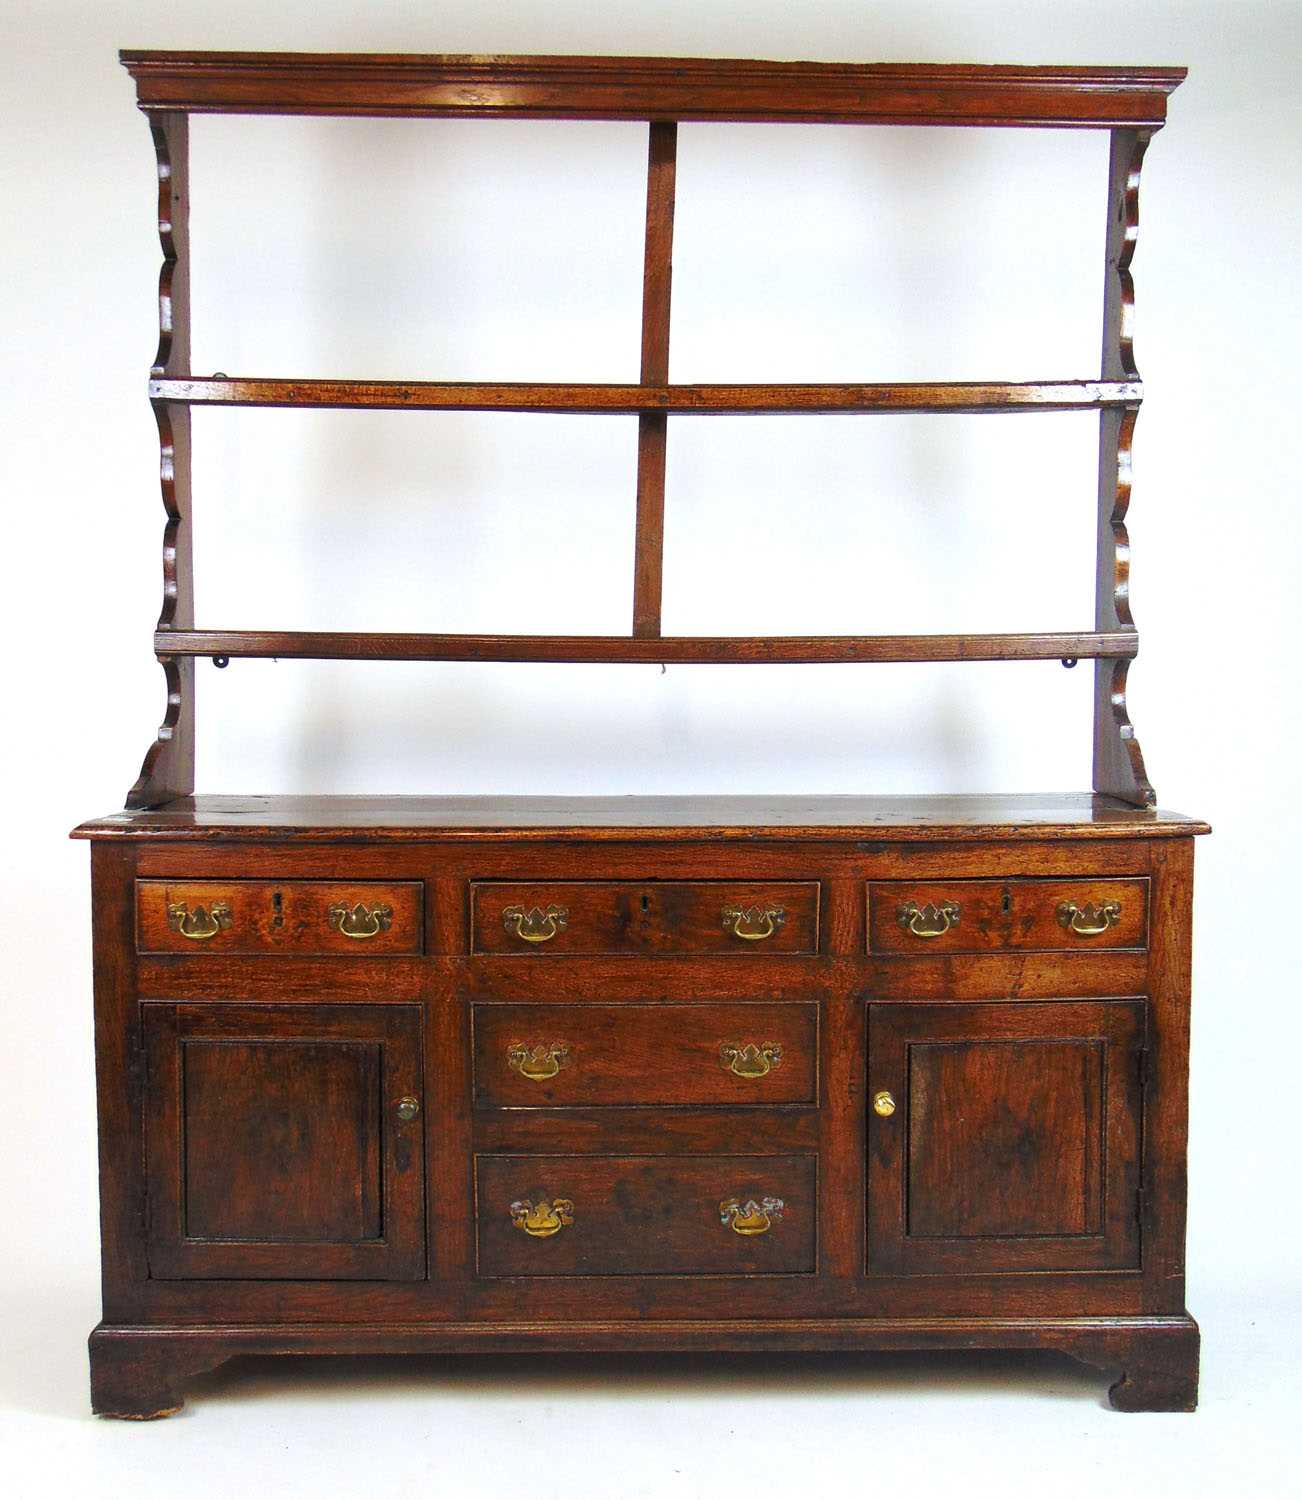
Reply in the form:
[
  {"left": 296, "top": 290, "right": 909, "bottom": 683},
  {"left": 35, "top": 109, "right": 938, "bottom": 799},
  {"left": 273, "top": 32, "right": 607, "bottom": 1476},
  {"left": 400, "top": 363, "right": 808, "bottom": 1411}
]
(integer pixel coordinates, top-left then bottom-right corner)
[
  {"left": 510, "top": 1198, "right": 574, "bottom": 1237},
  {"left": 327, "top": 901, "right": 394, "bottom": 939},
  {"left": 502, "top": 905, "right": 569, "bottom": 944},
  {"left": 1057, "top": 900, "right": 1122, "bottom": 937},
  {"left": 166, "top": 901, "right": 233, "bottom": 941},
  {"left": 720, "top": 1196, "right": 785, "bottom": 1236},
  {"left": 896, "top": 900, "right": 960, "bottom": 939},
  {"left": 719, "top": 1042, "right": 783, "bottom": 1079},
  {"left": 508, "top": 1043, "right": 570, "bottom": 1081},
  {"left": 722, "top": 904, "right": 786, "bottom": 942}
]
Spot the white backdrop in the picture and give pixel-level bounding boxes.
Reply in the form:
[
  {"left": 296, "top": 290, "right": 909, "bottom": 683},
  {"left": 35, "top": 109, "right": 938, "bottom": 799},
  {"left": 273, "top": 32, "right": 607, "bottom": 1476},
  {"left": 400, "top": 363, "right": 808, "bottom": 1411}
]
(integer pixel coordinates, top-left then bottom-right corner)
[{"left": 1, "top": 1, "right": 1299, "bottom": 1495}]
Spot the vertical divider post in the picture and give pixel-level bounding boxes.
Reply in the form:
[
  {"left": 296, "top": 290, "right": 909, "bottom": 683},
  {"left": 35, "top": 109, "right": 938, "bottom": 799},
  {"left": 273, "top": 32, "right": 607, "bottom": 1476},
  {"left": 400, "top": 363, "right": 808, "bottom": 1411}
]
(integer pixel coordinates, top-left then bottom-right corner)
[{"left": 632, "top": 121, "right": 678, "bottom": 639}]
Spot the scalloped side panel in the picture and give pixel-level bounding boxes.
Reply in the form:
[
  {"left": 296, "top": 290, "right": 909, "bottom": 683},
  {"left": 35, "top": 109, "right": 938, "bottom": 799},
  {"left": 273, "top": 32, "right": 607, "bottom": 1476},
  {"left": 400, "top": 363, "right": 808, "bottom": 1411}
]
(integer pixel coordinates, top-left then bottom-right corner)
[
  {"left": 128, "top": 113, "right": 194, "bottom": 809},
  {"left": 1094, "top": 129, "right": 1156, "bottom": 807},
  {"left": 126, "top": 656, "right": 195, "bottom": 810}
]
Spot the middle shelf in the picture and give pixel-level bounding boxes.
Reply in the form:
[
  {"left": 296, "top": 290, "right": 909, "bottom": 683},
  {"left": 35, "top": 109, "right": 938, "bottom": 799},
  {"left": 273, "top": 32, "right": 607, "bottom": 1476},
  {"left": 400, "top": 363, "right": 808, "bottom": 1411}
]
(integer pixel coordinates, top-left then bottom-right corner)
[
  {"left": 155, "top": 629, "right": 1137, "bottom": 664},
  {"left": 150, "top": 376, "right": 1143, "bottom": 414}
]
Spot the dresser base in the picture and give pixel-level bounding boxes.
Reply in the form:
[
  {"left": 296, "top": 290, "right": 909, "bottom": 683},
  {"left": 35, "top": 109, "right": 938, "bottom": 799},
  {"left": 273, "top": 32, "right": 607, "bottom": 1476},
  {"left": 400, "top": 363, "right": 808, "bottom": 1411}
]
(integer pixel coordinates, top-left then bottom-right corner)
[
  {"left": 89, "top": 1314, "right": 1199, "bottom": 1418},
  {"left": 77, "top": 795, "right": 1206, "bottom": 1420}
]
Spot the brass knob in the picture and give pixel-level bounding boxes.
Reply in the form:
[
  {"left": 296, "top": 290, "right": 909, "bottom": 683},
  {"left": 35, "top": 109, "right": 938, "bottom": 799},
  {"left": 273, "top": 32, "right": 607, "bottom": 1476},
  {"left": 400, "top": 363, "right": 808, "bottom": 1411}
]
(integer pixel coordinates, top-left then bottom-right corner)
[
  {"left": 395, "top": 1095, "right": 420, "bottom": 1122},
  {"left": 873, "top": 1090, "right": 896, "bottom": 1118}
]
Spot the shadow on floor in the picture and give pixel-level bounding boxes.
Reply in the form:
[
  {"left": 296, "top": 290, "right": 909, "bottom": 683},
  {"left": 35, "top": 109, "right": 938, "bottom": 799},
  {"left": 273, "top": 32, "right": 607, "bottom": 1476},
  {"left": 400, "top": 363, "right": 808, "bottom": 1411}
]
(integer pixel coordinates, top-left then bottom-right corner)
[{"left": 174, "top": 1346, "right": 1114, "bottom": 1416}]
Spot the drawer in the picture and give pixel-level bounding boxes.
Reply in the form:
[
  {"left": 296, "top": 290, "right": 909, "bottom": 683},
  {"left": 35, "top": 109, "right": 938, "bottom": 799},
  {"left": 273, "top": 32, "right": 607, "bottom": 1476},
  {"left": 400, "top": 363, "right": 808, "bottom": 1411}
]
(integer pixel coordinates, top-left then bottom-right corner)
[
  {"left": 136, "top": 880, "right": 424, "bottom": 955},
  {"left": 470, "top": 881, "right": 818, "bottom": 955},
  {"left": 473, "top": 1002, "right": 818, "bottom": 1108},
  {"left": 867, "top": 878, "right": 1148, "bottom": 954},
  {"left": 475, "top": 1153, "right": 816, "bottom": 1276}
]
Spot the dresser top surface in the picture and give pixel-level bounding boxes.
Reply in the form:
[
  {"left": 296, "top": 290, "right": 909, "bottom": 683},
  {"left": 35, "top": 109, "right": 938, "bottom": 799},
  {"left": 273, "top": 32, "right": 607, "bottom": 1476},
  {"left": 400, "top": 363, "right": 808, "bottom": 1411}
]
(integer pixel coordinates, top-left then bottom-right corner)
[{"left": 73, "top": 793, "right": 1208, "bottom": 843}]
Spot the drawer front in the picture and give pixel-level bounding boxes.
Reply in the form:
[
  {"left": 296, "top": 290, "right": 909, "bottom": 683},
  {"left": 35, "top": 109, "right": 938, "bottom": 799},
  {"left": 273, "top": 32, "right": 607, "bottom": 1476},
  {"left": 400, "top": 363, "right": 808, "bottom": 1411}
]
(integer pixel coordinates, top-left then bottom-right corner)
[
  {"left": 473, "top": 1002, "right": 818, "bottom": 1108},
  {"left": 137, "top": 880, "right": 424, "bottom": 955},
  {"left": 867, "top": 878, "right": 1148, "bottom": 954},
  {"left": 470, "top": 881, "right": 818, "bottom": 955},
  {"left": 476, "top": 1154, "right": 816, "bottom": 1276}
]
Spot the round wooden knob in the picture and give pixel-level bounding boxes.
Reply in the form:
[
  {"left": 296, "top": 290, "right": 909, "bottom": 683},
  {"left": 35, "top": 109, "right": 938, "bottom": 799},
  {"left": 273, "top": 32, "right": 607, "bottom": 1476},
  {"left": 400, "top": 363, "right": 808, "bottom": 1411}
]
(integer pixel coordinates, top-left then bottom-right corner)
[{"left": 872, "top": 1090, "right": 896, "bottom": 1118}]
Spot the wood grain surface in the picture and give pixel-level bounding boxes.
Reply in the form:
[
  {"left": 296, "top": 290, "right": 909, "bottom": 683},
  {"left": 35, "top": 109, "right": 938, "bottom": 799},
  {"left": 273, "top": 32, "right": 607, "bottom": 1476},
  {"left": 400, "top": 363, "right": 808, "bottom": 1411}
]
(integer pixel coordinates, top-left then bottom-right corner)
[{"left": 119, "top": 53, "right": 1185, "bottom": 128}]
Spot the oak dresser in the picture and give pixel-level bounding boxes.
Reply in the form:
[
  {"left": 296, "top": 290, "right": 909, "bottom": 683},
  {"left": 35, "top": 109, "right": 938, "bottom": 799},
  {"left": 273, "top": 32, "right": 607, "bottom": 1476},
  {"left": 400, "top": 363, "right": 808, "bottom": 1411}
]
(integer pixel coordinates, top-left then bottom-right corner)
[{"left": 76, "top": 52, "right": 1204, "bottom": 1416}]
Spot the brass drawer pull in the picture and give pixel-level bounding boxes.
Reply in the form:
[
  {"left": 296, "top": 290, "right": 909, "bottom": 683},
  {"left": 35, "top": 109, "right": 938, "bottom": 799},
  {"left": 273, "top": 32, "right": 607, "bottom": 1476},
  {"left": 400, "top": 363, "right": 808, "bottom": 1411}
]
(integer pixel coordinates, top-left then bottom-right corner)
[
  {"left": 395, "top": 1095, "right": 420, "bottom": 1122},
  {"left": 510, "top": 1198, "right": 574, "bottom": 1238},
  {"left": 873, "top": 1089, "right": 897, "bottom": 1118},
  {"left": 166, "top": 901, "right": 232, "bottom": 941},
  {"left": 508, "top": 1043, "right": 570, "bottom": 1081},
  {"left": 719, "top": 1042, "right": 783, "bottom": 1079},
  {"left": 502, "top": 905, "right": 569, "bottom": 944},
  {"left": 721, "top": 904, "right": 786, "bottom": 941},
  {"left": 327, "top": 901, "right": 393, "bottom": 940},
  {"left": 720, "top": 1196, "right": 785, "bottom": 1236},
  {"left": 1057, "top": 900, "right": 1122, "bottom": 938},
  {"left": 897, "top": 900, "right": 960, "bottom": 938}
]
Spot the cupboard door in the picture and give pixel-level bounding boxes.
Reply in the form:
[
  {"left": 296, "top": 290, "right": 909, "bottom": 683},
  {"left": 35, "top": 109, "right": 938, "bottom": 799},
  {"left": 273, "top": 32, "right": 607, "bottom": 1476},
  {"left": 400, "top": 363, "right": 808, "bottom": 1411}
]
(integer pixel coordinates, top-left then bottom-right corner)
[
  {"left": 142, "top": 1003, "right": 425, "bottom": 1280},
  {"left": 867, "top": 1001, "right": 1143, "bottom": 1274}
]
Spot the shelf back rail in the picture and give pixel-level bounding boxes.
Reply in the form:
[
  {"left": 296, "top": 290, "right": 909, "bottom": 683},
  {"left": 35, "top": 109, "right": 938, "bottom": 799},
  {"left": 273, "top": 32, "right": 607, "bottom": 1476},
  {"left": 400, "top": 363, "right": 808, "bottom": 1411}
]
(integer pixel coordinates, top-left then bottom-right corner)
[{"left": 119, "top": 53, "right": 1184, "bottom": 810}]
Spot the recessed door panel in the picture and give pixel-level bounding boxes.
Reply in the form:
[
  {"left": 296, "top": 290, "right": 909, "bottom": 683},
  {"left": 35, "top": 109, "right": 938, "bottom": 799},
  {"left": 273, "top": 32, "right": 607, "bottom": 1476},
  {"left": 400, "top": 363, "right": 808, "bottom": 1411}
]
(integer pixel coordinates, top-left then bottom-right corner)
[{"left": 180, "top": 1039, "right": 384, "bottom": 1243}]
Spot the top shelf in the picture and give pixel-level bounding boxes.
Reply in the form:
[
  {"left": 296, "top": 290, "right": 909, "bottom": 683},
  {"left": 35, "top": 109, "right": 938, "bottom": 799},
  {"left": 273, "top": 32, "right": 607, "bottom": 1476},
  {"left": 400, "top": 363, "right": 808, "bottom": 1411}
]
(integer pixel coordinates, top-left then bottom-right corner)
[{"left": 119, "top": 52, "right": 1186, "bottom": 129}]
